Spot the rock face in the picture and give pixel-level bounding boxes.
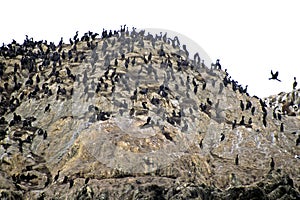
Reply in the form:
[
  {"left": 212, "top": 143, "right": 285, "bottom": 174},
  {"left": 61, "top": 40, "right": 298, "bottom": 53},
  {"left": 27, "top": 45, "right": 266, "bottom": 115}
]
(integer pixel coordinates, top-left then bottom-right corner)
[{"left": 0, "top": 27, "right": 299, "bottom": 199}]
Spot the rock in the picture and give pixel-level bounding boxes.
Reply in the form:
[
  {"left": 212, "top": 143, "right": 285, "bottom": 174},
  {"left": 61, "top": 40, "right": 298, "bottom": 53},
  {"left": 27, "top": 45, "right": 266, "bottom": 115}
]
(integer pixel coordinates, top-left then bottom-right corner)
[{"left": 0, "top": 27, "right": 299, "bottom": 199}]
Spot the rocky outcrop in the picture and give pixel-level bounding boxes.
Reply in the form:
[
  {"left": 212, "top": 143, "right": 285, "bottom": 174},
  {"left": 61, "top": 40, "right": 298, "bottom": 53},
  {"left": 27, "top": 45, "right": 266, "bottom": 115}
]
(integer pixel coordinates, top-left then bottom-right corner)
[{"left": 0, "top": 27, "right": 299, "bottom": 199}]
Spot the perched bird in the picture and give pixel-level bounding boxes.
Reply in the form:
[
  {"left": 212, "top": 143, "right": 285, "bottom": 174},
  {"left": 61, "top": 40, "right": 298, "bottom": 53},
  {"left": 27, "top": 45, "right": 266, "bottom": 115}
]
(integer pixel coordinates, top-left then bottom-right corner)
[
  {"left": 240, "top": 100, "right": 244, "bottom": 111},
  {"left": 220, "top": 133, "right": 225, "bottom": 142},
  {"left": 85, "top": 177, "right": 90, "bottom": 184},
  {"left": 270, "top": 157, "right": 275, "bottom": 170},
  {"left": 69, "top": 179, "right": 74, "bottom": 189},
  {"left": 263, "top": 118, "right": 267, "bottom": 127},
  {"left": 202, "top": 82, "right": 206, "bottom": 90},
  {"left": 280, "top": 123, "right": 284, "bottom": 132},
  {"left": 251, "top": 107, "right": 255, "bottom": 116},
  {"left": 142, "top": 102, "right": 149, "bottom": 110},
  {"left": 44, "top": 104, "right": 50, "bottom": 113},
  {"left": 239, "top": 116, "right": 245, "bottom": 125},
  {"left": 53, "top": 170, "right": 60, "bottom": 183},
  {"left": 129, "top": 108, "right": 135, "bottom": 116},
  {"left": 296, "top": 135, "right": 300, "bottom": 146},
  {"left": 232, "top": 120, "right": 237, "bottom": 130},
  {"left": 245, "top": 100, "right": 252, "bottom": 110},
  {"left": 248, "top": 117, "right": 252, "bottom": 125},
  {"left": 293, "top": 77, "right": 297, "bottom": 89},
  {"left": 235, "top": 154, "right": 239, "bottom": 165},
  {"left": 216, "top": 59, "right": 221, "bottom": 70},
  {"left": 206, "top": 98, "right": 212, "bottom": 106},
  {"left": 269, "top": 70, "right": 281, "bottom": 82},
  {"left": 62, "top": 176, "right": 68, "bottom": 184}
]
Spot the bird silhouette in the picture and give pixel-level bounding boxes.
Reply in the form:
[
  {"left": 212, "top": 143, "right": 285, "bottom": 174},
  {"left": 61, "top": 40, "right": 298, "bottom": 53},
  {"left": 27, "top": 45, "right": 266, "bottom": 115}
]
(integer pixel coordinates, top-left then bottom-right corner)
[
  {"left": 269, "top": 70, "right": 281, "bottom": 82},
  {"left": 293, "top": 77, "right": 297, "bottom": 89}
]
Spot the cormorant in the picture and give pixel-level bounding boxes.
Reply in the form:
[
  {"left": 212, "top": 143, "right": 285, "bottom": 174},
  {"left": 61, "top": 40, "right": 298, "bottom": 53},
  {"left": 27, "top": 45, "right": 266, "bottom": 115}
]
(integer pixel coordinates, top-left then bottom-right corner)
[
  {"left": 206, "top": 98, "right": 212, "bottom": 106},
  {"left": 240, "top": 100, "right": 244, "bottom": 111},
  {"left": 232, "top": 120, "right": 237, "bottom": 130},
  {"left": 239, "top": 116, "right": 245, "bottom": 125},
  {"left": 53, "top": 170, "right": 60, "bottom": 183},
  {"left": 85, "top": 177, "right": 90, "bottom": 184},
  {"left": 293, "top": 77, "right": 297, "bottom": 89},
  {"left": 62, "top": 176, "right": 68, "bottom": 184},
  {"left": 246, "top": 100, "right": 252, "bottom": 110},
  {"left": 269, "top": 70, "right": 281, "bottom": 82},
  {"left": 251, "top": 107, "right": 255, "bottom": 115},
  {"left": 248, "top": 117, "right": 252, "bottom": 125},
  {"left": 44, "top": 104, "right": 50, "bottom": 113},
  {"left": 202, "top": 82, "right": 206, "bottom": 90},
  {"left": 216, "top": 59, "right": 221, "bottom": 70},
  {"left": 263, "top": 118, "right": 267, "bottom": 127},
  {"left": 280, "top": 123, "right": 284, "bottom": 132},
  {"left": 235, "top": 154, "right": 239, "bottom": 165},
  {"left": 270, "top": 157, "right": 275, "bottom": 170},
  {"left": 69, "top": 179, "right": 74, "bottom": 189},
  {"left": 142, "top": 102, "right": 148, "bottom": 110},
  {"left": 129, "top": 108, "right": 135, "bottom": 116},
  {"left": 220, "top": 133, "right": 225, "bottom": 142}
]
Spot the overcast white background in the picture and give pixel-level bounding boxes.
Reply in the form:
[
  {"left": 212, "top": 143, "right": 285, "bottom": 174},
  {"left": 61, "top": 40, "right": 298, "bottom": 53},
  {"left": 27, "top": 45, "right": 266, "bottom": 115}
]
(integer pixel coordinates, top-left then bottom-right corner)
[{"left": 1, "top": 0, "right": 299, "bottom": 97}]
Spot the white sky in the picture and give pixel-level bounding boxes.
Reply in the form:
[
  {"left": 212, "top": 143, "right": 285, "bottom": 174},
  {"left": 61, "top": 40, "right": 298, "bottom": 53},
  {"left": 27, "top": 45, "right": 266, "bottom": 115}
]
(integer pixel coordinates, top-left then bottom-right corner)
[{"left": 1, "top": 0, "right": 299, "bottom": 98}]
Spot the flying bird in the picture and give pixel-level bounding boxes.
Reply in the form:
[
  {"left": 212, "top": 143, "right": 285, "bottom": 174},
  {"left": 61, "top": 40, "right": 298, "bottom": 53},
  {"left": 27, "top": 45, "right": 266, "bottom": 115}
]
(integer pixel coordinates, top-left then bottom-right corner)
[{"left": 269, "top": 70, "right": 281, "bottom": 82}]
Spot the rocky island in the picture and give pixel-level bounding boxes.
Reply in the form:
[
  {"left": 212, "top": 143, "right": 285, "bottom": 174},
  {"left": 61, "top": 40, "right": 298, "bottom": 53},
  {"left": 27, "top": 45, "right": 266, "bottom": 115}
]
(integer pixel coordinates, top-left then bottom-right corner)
[{"left": 0, "top": 26, "right": 299, "bottom": 199}]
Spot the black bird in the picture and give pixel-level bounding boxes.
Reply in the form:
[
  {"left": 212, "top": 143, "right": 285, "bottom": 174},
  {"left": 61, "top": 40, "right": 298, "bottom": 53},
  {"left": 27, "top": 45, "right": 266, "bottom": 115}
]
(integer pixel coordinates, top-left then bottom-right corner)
[
  {"left": 36, "top": 75, "right": 40, "bottom": 83},
  {"left": 151, "top": 96, "right": 160, "bottom": 106},
  {"left": 44, "top": 104, "right": 50, "bottom": 113},
  {"left": 194, "top": 85, "right": 198, "bottom": 94},
  {"left": 69, "top": 179, "right": 74, "bottom": 189},
  {"left": 129, "top": 108, "right": 135, "bottom": 116},
  {"left": 277, "top": 113, "right": 282, "bottom": 121},
  {"left": 216, "top": 59, "right": 221, "bottom": 69},
  {"left": 206, "top": 98, "right": 212, "bottom": 106},
  {"left": 37, "top": 128, "right": 44, "bottom": 135},
  {"left": 293, "top": 77, "right": 297, "bottom": 89},
  {"left": 53, "top": 170, "right": 60, "bottom": 183},
  {"left": 280, "top": 123, "right": 284, "bottom": 132},
  {"left": 13, "top": 113, "right": 21, "bottom": 123},
  {"left": 232, "top": 120, "right": 237, "bottom": 130},
  {"left": 269, "top": 70, "right": 281, "bottom": 82},
  {"left": 146, "top": 117, "right": 151, "bottom": 124},
  {"left": 273, "top": 110, "right": 277, "bottom": 119},
  {"left": 245, "top": 100, "right": 252, "bottom": 110},
  {"left": 142, "top": 102, "right": 148, "bottom": 110},
  {"left": 240, "top": 100, "right": 244, "bottom": 111},
  {"left": 235, "top": 154, "right": 239, "bottom": 165},
  {"left": 62, "top": 176, "right": 68, "bottom": 184},
  {"left": 263, "top": 118, "right": 267, "bottom": 127},
  {"left": 148, "top": 52, "right": 152, "bottom": 62},
  {"left": 296, "top": 135, "right": 300, "bottom": 146},
  {"left": 43, "top": 131, "right": 47, "bottom": 140},
  {"left": 239, "top": 116, "right": 245, "bottom": 125},
  {"left": 131, "top": 57, "right": 136, "bottom": 66},
  {"left": 139, "top": 88, "right": 148, "bottom": 95},
  {"left": 248, "top": 117, "right": 252, "bottom": 125},
  {"left": 85, "top": 177, "right": 90, "bottom": 184},
  {"left": 270, "top": 157, "right": 275, "bottom": 170},
  {"left": 251, "top": 107, "right": 255, "bottom": 116},
  {"left": 202, "top": 82, "right": 206, "bottom": 90},
  {"left": 220, "top": 133, "right": 225, "bottom": 142}
]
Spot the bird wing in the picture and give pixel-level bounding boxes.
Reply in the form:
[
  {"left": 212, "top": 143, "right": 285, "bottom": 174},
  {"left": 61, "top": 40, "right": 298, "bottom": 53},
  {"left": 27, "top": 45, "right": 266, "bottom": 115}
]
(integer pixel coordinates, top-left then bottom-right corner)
[{"left": 274, "top": 71, "right": 278, "bottom": 77}]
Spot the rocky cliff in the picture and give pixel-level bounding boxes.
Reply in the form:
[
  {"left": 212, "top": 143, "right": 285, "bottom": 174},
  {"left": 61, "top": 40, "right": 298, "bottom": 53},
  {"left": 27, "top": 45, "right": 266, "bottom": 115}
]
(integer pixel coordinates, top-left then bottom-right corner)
[{"left": 0, "top": 27, "right": 299, "bottom": 199}]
